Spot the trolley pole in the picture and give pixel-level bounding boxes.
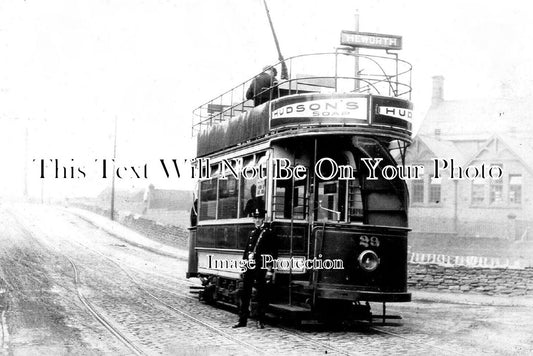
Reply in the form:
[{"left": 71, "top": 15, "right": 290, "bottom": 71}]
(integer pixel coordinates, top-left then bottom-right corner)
[{"left": 263, "top": 0, "right": 288, "bottom": 80}]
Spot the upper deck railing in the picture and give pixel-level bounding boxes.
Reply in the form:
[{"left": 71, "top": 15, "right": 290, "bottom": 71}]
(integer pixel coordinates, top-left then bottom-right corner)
[{"left": 192, "top": 51, "right": 412, "bottom": 135}]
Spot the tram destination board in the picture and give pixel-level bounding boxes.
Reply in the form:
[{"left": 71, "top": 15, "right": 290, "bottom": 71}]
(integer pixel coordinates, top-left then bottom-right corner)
[{"left": 340, "top": 30, "right": 402, "bottom": 50}]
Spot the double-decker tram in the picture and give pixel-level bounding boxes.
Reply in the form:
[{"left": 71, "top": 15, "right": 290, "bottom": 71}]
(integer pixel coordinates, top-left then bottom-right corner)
[{"left": 187, "top": 33, "right": 413, "bottom": 322}]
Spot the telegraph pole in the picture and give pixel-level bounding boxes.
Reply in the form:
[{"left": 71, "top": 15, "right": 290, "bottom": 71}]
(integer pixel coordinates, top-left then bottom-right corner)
[
  {"left": 354, "top": 10, "right": 360, "bottom": 91},
  {"left": 24, "top": 125, "right": 29, "bottom": 198},
  {"left": 110, "top": 117, "right": 117, "bottom": 221}
]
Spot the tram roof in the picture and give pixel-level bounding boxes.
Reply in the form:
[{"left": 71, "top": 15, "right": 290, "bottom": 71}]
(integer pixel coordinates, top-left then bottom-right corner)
[{"left": 192, "top": 51, "right": 413, "bottom": 157}]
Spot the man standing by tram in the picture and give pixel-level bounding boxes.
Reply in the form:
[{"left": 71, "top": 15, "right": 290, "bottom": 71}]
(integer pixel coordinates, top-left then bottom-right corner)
[{"left": 233, "top": 208, "right": 278, "bottom": 329}]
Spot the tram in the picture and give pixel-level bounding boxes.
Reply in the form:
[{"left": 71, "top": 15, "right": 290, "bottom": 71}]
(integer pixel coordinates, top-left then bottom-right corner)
[{"left": 187, "top": 35, "right": 413, "bottom": 322}]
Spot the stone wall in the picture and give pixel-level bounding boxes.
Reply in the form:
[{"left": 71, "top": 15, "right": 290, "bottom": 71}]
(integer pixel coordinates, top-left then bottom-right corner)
[
  {"left": 72, "top": 203, "right": 188, "bottom": 249},
  {"left": 409, "top": 263, "right": 533, "bottom": 296},
  {"left": 121, "top": 214, "right": 188, "bottom": 249}
]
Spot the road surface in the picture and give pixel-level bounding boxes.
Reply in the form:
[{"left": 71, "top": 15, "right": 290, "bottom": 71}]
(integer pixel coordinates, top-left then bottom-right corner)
[{"left": 0, "top": 202, "right": 531, "bottom": 355}]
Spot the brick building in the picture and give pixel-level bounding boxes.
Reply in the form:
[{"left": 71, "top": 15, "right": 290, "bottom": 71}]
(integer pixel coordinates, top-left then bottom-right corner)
[{"left": 405, "top": 76, "right": 533, "bottom": 240}]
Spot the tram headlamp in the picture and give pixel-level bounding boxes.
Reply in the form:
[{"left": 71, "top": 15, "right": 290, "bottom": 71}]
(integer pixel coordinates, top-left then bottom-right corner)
[{"left": 358, "top": 250, "right": 380, "bottom": 272}]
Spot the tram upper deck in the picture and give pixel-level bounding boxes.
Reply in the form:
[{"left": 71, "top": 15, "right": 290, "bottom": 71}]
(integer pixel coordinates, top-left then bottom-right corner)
[{"left": 192, "top": 51, "right": 413, "bottom": 157}]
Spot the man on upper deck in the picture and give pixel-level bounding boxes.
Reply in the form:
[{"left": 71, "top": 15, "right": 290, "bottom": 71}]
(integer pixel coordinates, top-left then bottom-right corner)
[{"left": 246, "top": 66, "right": 279, "bottom": 106}]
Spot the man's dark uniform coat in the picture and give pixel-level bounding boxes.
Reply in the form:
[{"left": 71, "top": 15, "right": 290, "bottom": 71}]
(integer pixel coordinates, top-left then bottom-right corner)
[{"left": 238, "top": 223, "right": 278, "bottom": 324}]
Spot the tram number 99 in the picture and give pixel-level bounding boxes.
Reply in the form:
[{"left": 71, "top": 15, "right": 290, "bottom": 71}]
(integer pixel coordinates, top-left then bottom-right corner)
[{"left": 359, "top": 235, "right": 380, "bottom": 247}]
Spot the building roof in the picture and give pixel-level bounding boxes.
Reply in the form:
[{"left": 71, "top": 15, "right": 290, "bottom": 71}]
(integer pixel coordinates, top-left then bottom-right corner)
[
  {"left": 499, "top": 134, "right": 533, "bottom": 173},
  {"left": 414, "top": 134, "right": 468, "bottom": 166},
  {"left": 409, "top": 132, "right": 533, "bottom": 173},
  {"left": 418, "top": 96, "right": 533, "bottom": 137},
  {"left": 403, "top": 135, "right": 465, "bottom": 165}
]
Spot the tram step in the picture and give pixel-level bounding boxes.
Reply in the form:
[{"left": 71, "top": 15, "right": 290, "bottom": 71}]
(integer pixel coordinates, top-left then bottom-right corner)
[
  {"left": 290, "top": 281, "right": 310, "bottom": 288},
  {"left": 214, "top": 300, "right": 239, "bottom": 312},
  {"left": 268, "top": 303, "right": 311, "bottom": 318},
  {"left": 371, "top": 314, "right": 402, "bottom": 320}
]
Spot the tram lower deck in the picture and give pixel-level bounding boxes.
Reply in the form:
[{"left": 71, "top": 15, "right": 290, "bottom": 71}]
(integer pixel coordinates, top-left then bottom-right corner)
[{"left": 188, "top": 133, "right": 412, "bottom": 321}]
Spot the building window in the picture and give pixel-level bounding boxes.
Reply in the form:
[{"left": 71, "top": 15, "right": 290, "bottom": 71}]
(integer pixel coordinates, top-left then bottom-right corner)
[
  {"left": 489, "top": 164, "right": 503, "bottom": 204},
  {"left": 429, "top": 176, "right": 441, "bottom": 204},
  {"left": 411, "top": 179, "right": 424, "bottom": 204},
  {"left": 471, "top": 178, "right": 484, "bottom": 205},
  {"left": 509, "top": 174, "right": 522, "bottom": 204}
]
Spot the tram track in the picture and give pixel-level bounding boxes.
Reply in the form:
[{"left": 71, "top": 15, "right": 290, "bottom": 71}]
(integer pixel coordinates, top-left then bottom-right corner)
[
  {"left": 120, "top": 264, "right": 361, "bottom": 356},
  {"left": 135, "top": 266, "right": 466, "bottom": 355},
  {"left": 6, "top": 205, "right": 474, "bottom": 355},
  {"left": 71, "top": 246, "right": 466, "bottom": 356},
  {"left": 56, "top": 208, "right": 375, "bottom": 354},
  {"left": 66, "top": 235, "right": 364, "bottom": 355},
  {"left": 109, "top": 258, "right": 468, "bottom": 355},
  {"left": 73, "top": 214, "right": 472, "bottom": 355},
  {"left": 66, "top": 257, "right": 145, "bottom": 356},
  {"left": 59, "top": 219, "right": 443, "bottom": 356},
  {"left": 8, "top": 207, "right": 265, "bottom": 354},
  {"left": 68, "top": 239, "right": 267, "bottom": 355},
  {"left": 368, "top": 325, "right": 466, "bottom": 355},
  {"left": 4, "top": 209, "right": 147, "bottom": 354}
]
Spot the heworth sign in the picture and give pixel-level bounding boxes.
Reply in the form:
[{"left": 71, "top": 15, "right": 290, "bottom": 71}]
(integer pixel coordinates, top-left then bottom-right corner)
[{"left": 340, "top": 30, "right": 402, "bottom": 50}]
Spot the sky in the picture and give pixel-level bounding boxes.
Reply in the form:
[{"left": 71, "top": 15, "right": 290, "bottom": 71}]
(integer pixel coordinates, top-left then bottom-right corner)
[{"left": 1, "top": 0, "right": 532, "bottom": 200}]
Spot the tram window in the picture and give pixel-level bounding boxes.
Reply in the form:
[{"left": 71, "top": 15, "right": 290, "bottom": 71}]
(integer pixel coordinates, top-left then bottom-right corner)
[
  {"left": 323, "top": 183, "right": 337, "bottom": 194},
  {"left": 240, "top": 156, "right": 255, "bottom": 218},
  {"left": 240, "top": 154, "right": 267, "bottom": 218},
  {"left": 315, "top": 153, "right": 363, "bottom": 223},
  {"left": 218, "top": 176, "right": 238, "bottom": 219},
  {"left": 199, "top": 178, "right": 217, "bottom": 220},
  {"left": 317, "top": 181, "right": 342, "bottom": 221},
  {"left": 273, "top": 178, "right": 307, "bottom": 220},
  {"left": 241, "top": 178, "right": 254, "bottom": 217},
  {"left": 317, "top": 180, "right": 363, "bottom": 222},
  {"left": 348, "top": 180, "right": 363, "bottom": 220}
]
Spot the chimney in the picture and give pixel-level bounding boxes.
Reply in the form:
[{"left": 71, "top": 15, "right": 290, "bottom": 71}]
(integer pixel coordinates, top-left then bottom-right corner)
[
  {"left": 434, "top": 128, "right": 441, "bottom": 139},
  {"left": 500, "top": 81, "right": 512, "bottom": 98},
  {"left": 432, "top": 75, "right": 444, "bottom": 105}
]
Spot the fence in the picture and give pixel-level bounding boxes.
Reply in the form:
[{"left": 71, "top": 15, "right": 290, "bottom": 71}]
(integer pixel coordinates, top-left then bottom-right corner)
[{"left": 409, "top": 252, "right": 525, "bottom": 269}]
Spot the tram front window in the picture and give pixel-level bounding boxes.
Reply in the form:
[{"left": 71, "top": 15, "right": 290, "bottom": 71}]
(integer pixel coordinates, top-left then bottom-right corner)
[
  {"left": 317, "top": 181, "right": 342, "bottom": 221},
  {"left": 273, "top": 178, "right": 307, "bottom": 220},
  {"left": 316, "top": 152, "right": 363, "bottom": 223},
  {"left": 317, "top": 179, "right": 363, "bottom": 222}
]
